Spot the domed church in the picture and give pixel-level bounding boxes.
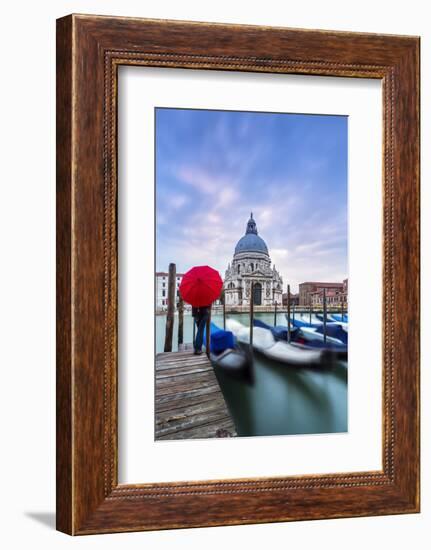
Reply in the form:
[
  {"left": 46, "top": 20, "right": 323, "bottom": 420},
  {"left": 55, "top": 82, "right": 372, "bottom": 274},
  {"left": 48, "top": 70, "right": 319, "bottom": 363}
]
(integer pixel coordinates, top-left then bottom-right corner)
[{"left": 224, "top": 213, "right": 283, "bottom": 307}]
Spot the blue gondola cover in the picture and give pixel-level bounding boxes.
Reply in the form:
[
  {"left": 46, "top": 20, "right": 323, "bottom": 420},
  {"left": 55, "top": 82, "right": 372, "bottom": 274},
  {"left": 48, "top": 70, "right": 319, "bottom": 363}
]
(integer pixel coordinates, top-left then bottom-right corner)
[
  {"left": 210, "top": 328, "right": 235, "bottom": 354},
  {"left": 292, "top": 318, "right": 321, "bottom": 329},
  {"left": 315, "top": 323, "right": 348, "bottom": 344},
  {"left": 253, "top": 318, "right": 297, "bottom": 341}
]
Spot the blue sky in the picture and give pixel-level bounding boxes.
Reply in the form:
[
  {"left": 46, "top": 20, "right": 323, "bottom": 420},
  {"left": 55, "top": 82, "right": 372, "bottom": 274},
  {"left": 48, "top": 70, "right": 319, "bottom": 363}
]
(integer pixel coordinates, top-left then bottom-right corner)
[{"left": 155, "top": 108, "right": 348, "bottom": 293}]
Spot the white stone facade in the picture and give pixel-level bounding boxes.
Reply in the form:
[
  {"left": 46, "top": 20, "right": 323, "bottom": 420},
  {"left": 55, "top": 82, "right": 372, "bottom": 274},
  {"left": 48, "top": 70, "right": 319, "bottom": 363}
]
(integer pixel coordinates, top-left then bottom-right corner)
[
  {"left": 156, "top": 272, "right": 184, "bottom": 311},
  {"left": 224, "top": 214, "right": 283, "bottom": 306}
]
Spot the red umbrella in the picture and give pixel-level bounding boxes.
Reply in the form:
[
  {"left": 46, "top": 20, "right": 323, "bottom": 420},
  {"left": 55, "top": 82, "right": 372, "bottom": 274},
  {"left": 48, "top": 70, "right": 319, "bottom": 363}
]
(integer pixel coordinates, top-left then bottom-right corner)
[{"left": 179, "top": 265, "right": 223, "bottom": 307}]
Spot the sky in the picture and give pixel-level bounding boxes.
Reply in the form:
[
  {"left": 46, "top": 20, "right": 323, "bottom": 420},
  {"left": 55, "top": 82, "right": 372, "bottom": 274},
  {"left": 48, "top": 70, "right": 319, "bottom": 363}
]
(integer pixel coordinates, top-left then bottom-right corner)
[{"left": 155, "top": 108, "right": 348, "bottom": 293}]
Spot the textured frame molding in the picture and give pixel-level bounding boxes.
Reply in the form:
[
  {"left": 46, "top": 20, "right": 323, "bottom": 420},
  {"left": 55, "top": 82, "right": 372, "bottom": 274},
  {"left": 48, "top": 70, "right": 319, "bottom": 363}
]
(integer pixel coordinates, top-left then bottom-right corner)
[{"left": 57, "top": 14, "right": 420, "bottom": 534}]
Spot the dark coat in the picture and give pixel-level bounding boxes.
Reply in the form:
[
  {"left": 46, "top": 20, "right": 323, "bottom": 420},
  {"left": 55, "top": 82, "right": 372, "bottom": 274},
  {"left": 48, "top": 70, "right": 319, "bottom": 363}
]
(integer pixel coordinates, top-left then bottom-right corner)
[{"left": 192, "top": 306, "right": 210, "bottom": 321}]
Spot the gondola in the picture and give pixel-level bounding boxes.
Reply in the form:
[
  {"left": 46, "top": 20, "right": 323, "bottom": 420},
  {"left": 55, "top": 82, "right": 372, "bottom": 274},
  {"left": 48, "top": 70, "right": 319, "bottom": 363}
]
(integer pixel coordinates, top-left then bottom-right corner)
[
  {"left": 293, "top": 327, "right": 348, "bottom": 360},
  {"left": 290, "top": 314, "right": 348, "bottom": 344},
  {"left": 291, "top": 318, "right": 322, "bottom": 329},
  {"left": 315, "top": 323, "right": 348, "bottom": 344},
  {"left": 227, "top": 319, "right": 338, "bottom": 368},
  {"left": 315, "top": 313, "right": 348, "bottom": 332},
  {"left": 330, "top": 313, "right": 348, "bottom": 323},
  {"left": 255, "top": 317, "right": 347, "bottom": 349},
  {"left": 253, "top": 318, "right": 298, "bottom": 341},
  {"left": 204, "top": 322, "right": 253, "bottom": 382},
  {"left": 289, "top": 313, "right": 325, "bottom": 327}
]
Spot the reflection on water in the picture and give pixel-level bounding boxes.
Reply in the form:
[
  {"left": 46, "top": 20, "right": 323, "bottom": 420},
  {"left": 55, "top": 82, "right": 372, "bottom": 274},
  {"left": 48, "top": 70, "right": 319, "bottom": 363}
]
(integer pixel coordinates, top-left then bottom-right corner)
[{"left": 156, "top": 313, "right": 347, "bottom": 437}]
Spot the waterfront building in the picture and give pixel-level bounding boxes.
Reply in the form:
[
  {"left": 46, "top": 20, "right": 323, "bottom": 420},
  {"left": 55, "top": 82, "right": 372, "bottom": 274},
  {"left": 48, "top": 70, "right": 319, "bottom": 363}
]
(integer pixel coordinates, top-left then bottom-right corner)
[
  {"left": 224, "top": 213, "right": 283, "bottom": 306},
  {"left": 299, "top": 280, "right": 348, "bottom": 308},
  {"left": 343, "top": 278, "right": 348, "bottom": 295},
  {"left": 156, "top": 271, "right": 184, "bottom": 311}
]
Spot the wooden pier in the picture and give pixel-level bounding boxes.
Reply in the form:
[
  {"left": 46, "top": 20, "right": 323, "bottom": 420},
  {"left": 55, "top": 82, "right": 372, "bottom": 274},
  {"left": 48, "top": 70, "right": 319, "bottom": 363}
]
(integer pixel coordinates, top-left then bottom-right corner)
[{"left": 155, "top": 349, "right": 236, "bottom": 440}]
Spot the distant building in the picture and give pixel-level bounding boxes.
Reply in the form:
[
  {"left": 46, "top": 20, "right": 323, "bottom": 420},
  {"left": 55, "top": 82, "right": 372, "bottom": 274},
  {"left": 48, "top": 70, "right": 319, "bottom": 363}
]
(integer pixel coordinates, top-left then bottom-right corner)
[
  {"left": 224, "top": 213, "right": 283, "bottom": 306},
  {"left": 299, "top": 280, "right": 348, "bottom": 307},
  {"left": 282, "top": 292, "right": 299, "bottom": 306},
  {"left": 309, "top": 288, "right": 347, "bottom": 307},
  {"left": 156, "top": 271, "right": 184, "bottom": 311}
]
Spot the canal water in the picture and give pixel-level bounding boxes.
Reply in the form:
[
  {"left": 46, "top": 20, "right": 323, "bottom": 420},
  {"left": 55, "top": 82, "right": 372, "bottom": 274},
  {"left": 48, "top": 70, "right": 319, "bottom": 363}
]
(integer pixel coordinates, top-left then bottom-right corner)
[{"left": 156, "top": 313, "right": 347, "bottom": 437}]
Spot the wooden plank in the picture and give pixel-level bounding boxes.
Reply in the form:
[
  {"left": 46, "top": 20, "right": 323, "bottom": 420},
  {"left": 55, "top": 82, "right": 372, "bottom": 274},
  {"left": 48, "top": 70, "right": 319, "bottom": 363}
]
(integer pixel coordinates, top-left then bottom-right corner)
[
  {"left": 156, "top": 369, "right": 217, "bottom": 386},
  {"left": 156, "top": 366, "right": 213, "bottom": 378},
  {"left": 156, "top": 358, "right": 209, "bottom": 369},
  {"left": 158, "top": 418, "right": 236, "bottom": 440},
  {"left": 156, "top": 364, "right": 211, "bottom": 373},
  {"left": 155, "top": 353, "right": 208, "bottom": 364},
  {"left": 156, "top": 358, "right": 205, "bottom": 368},
  {"left": 155, "top": 350, "right": 235, "bottom": 439},
  {"left": 155, "top": 388, "right": 222, "bottom": 412},
  {"left": 155, "top": 384, "right": 223, "bottom": 406},
  {"left": 156, "top": 410, "right": 231, "bottom": 437},
  {"left": 155, "top": 379, "right": 219, "bottom": 397},
  {"left": 156, "top": 352, "right": 204, "bottom": 361},
  {"left": 156, "top": 365, "right": 213, "bottom": 377},
  {"left": 156, "top": 380, "right": 216, "bottom": 392},
  {"left": 156, "top": 396, "right": 228, "bottom": 425}
]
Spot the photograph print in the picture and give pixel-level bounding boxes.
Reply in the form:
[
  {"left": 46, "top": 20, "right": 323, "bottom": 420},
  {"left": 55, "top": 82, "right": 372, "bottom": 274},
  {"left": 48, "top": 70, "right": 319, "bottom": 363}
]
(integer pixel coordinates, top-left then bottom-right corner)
[{"left": 155, "top": 107, "right": 348, "bottom": 441}]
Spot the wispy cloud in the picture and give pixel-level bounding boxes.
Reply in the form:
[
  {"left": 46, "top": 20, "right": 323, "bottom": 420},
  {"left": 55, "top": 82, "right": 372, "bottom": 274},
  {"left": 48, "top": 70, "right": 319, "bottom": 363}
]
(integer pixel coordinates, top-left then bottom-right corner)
[
  {"left": 155, "top": 108, "right": 347, "bottom": 292},
  {"left": 165, "top": 192, "right": 189, "bottom": 209},
  {"left": 177, "top": 166, "right": 224, "bottom": 194}
]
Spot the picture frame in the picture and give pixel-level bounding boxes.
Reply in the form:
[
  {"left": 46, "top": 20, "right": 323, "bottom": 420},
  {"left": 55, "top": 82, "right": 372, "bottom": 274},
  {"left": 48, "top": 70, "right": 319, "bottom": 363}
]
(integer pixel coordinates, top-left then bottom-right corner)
[{"left": 56, "top": 14, "right": 420, "bottom": 535}]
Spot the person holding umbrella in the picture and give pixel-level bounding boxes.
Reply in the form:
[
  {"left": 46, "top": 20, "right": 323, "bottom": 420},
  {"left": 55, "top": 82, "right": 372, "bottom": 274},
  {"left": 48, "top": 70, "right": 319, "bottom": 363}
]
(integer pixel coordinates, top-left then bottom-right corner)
[
  {"left": 191, "top": 305, "right": 211, "bottom": 355},
  {"left": 179, "top": 266, "right": 223, "bottom": 355}
]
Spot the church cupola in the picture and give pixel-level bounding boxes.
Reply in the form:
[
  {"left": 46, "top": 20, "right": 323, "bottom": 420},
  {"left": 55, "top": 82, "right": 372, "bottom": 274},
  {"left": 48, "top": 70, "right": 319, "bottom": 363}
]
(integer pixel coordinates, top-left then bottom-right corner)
[
  {"left": 234, "top": 213, "right": 269, "bottom": 255},
  {"left": 246, "top": 212, "right": 258, "bottom": 235}
]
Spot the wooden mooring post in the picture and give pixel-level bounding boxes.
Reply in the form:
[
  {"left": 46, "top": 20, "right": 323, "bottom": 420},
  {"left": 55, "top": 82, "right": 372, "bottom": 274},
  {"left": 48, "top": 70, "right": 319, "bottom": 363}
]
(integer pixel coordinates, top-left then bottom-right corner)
[
  {"left": 250, "top": 282, "right": 254, "bottom": 349},
  {"left": 205, "top": 306, "right": 212, "bottom": 358},
  {"left": 192, "top": 317, "right": 196, "bottom": 348},
  {"left": 222, "top": 290, "right": 226, "bottom": 330},
  {"left": 164, "top": 263, "right": 176, "bottom": 352},
  {"left": 177, "top": 295, "right": 184, "bottom": 347},
  {"left": 323, "top": 288, "right": 327, "bottom": 343},
  {"left": 274, "top": 301, "right": 278, "bottom": 326},
  {"left": 287, "top": 283, "right": 291, "bottom": 343}
]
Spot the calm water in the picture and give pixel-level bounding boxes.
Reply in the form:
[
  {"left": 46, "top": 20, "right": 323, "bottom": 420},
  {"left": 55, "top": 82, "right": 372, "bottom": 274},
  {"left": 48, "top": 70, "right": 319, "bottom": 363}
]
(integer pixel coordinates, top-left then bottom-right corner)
[{"left": 156, "top": 313, "right": 347, "bottom": 437}]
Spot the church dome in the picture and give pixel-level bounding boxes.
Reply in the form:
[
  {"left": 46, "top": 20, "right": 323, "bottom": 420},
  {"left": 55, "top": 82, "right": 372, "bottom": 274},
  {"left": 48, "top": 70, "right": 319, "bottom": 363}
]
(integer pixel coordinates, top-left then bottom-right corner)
[{"left": 234, "top": 213, "right": 269, "bottom": 256}]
